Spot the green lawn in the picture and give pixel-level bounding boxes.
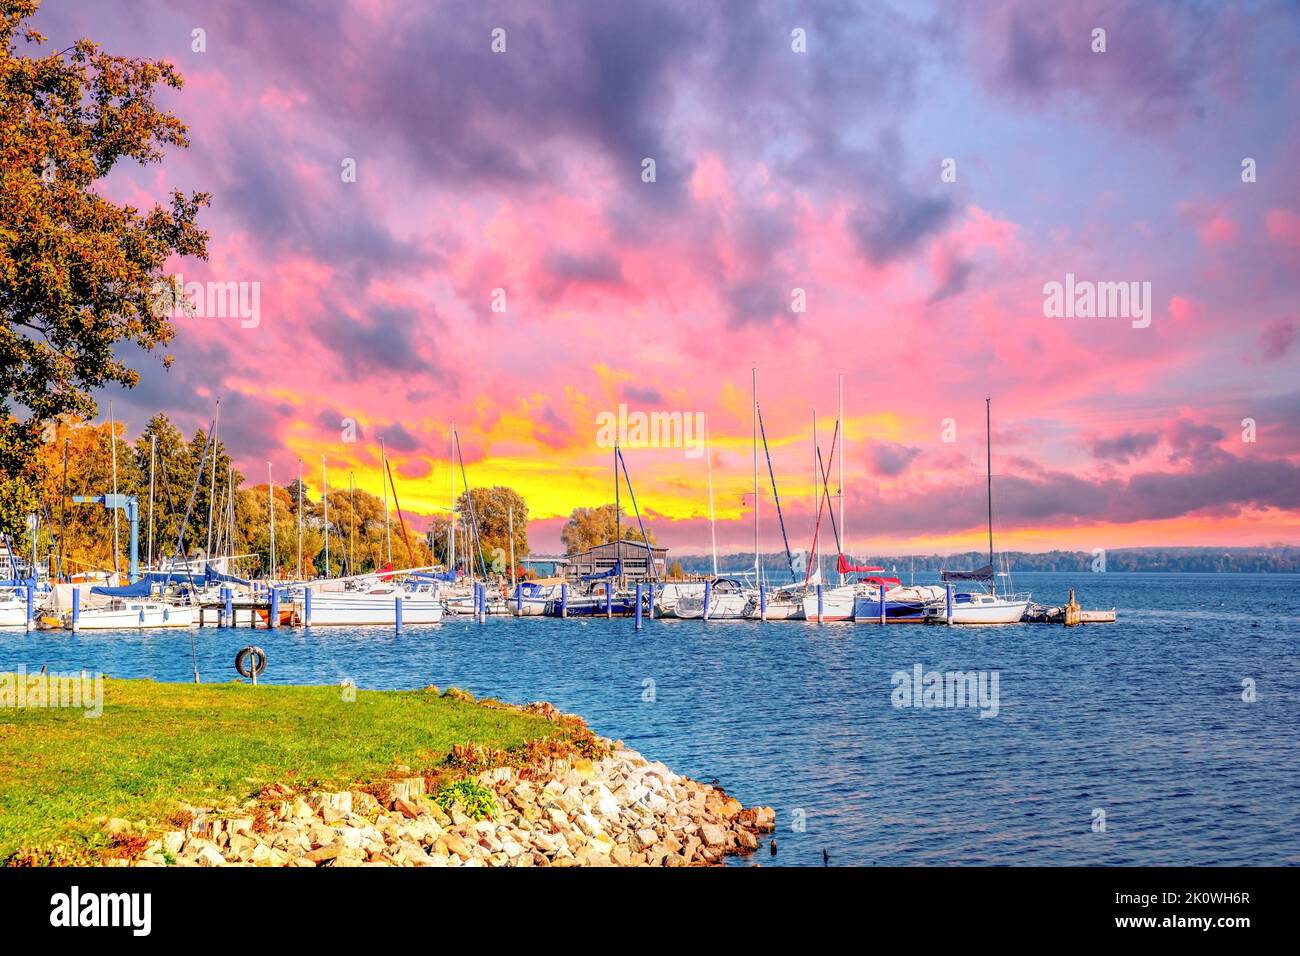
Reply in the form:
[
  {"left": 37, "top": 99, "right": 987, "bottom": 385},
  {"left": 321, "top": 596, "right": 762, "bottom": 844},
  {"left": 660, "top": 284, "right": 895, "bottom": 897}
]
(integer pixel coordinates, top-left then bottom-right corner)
[{"left": 0, "top": 677, "right": 558, "bottom": 863}]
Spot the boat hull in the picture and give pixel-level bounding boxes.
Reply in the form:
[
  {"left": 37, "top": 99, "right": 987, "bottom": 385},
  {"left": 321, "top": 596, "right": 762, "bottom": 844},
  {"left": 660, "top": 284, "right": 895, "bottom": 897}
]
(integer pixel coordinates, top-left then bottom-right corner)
[
  {"left": 72, "top": 605, "right": 196, "bottom": 630},
  {"left": 923, "top": 598, "right": 1030, "bottom": 625},
  {"left": 801, "top": 587, "right": 856, "bottom": 622},
  {"left": 307, "top": 599, "right": 443, "bottom": 626}
]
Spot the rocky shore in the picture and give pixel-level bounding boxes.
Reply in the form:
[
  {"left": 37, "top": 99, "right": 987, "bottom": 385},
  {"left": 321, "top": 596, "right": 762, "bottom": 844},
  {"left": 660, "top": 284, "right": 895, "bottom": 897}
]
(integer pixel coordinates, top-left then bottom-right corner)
[{"left": 122, "top": 703, "right": 776, "bottom": 868}]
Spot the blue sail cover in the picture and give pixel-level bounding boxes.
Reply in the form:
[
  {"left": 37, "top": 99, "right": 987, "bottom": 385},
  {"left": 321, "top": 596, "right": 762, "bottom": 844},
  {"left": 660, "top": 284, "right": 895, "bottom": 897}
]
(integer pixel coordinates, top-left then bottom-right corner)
[
  {"left": 582, "top": 559, "right": 623, "bottom": 582},
  {"left": 91, "top": 578, "right": 153, "bottom": 598},
  {"left": 204, "top": 564, "right": 250, "bottom": 586}
]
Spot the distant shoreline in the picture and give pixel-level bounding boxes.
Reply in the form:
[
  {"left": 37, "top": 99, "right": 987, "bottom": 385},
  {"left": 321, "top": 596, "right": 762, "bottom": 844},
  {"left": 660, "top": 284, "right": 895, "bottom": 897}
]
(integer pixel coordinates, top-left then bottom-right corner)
[{"left": 657, "top": 547, "right": 1300, "bottom": 575}]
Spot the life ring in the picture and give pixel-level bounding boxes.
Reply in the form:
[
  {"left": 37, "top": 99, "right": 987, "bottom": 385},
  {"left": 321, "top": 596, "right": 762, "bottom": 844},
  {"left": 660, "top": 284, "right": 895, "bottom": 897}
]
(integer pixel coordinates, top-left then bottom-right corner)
[{"left": 235, "top": 645, "right": 267, "bottom": 679}]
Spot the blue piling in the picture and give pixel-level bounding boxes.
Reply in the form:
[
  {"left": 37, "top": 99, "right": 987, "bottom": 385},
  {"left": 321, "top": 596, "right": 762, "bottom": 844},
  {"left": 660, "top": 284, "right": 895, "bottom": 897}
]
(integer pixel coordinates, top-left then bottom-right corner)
[
  {"left": 25, "top": 585, "right": 33, "bottom": 629},
  {"left": 269, "top": 587, "right": 280, "bottom": 629},
  {"left": 395, "top": 596, "right": 403, "bottom": 634},
  {"left": 816, "top": 583, "right": 824, "bottom": 623},
  {"left": 945, "top": 582, "right": 954, "bottom": 625},
  {"left": 559, "top": 582, "right": 568, "bottom": 618},
  {"left": 635, "top": 583, "right": 643, "bottom": 630},
  {"left": 223, "top": 587, "right": 233, "bottom": 628},
  {"left": 605, "top": 582, "right": 613, "bottom": 618},
  {"left": 759, "top": 584, "right": 767, "bottom": 622},
  {"left": 879, "top": 586, "right": 887, "bottom": 625},
  {"left": 515, "top": 584, "right": 522, "bottom": 615},
  {"left": 71, "top": 587, "right": 80, "bottom": 632},
  {"left": 304, "top": 586, "right": 312, "bottom": 627},
  {"left": 703, "top": 580, "right": 712, "bottom": 621}
]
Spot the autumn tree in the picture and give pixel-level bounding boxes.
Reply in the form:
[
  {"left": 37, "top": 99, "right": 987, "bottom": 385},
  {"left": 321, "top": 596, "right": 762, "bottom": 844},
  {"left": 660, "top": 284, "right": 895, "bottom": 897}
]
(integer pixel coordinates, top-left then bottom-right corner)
[
  {"left": 0, "top": 0, "right": 209, "bottom": 537},
  {"left": 455, "top": 486, "right": 528, "bottom": 576},
  {"left": 560, "top": 504, "right": 655, "bottom": 555}
]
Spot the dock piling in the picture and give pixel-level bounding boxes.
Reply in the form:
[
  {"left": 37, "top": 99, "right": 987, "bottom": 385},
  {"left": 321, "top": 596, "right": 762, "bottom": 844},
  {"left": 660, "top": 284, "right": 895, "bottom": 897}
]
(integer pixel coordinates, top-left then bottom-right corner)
[
  {"left": 703, "top": 580, "right": 712, "bottom": 621},
  {"left": 269, "top": 588, "right": 280, "bottom": 629},
  {"left": 560, "top": 582, "right": 568, "bottom": 618},
  {"left": 635, "top": 583, "right": 643, "bottom": 631},
  {"left": 879, "top": 587, "right": 886, "bottom": 625},
  {"left": 395, "top": 596, "right": 403, "bottom": 634},
  {"left": 304, "top": 586, "right": 312, "bottom": 627},
  {"left": 759, "top": 583, "right": 767, "bottom": 622},
  {"left": 605, "top": 582, "right": 612, "bottom": 618},
  {"left": 25, "top": 585, "right": 33, "bottom": 631},
  {"left": 71, "top": 587, "right": 80, "bottom": 632},
  {"left": 816, "top": 583, "right": 824, "bottom": 623},
  {"left": 945, "top": 583, "right": 954, "bottom": 625}
]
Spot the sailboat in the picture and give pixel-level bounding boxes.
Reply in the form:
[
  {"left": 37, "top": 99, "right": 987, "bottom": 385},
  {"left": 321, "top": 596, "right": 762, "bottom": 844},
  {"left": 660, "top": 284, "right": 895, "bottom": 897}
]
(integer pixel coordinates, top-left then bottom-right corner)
[
  {"left": 924, "top": 398, "right": 1031, "bottom": 625},
  {"left": 801, "top": 394, "right": 856, "bottom": 622}
]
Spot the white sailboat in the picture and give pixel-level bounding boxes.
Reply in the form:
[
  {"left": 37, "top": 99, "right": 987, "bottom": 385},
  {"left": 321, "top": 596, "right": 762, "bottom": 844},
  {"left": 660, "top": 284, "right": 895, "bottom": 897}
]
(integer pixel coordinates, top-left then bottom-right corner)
[
  {"left": 674, "top": 576, "right": 751, "bottom": 619},
  {"left": 300, "top": 577, "right": 443, "bottom": 626},
  {"left": 67, "top": 598, "right": 196, "bottom": 630},
  {"left": 924, "top": 398, "right": 1030, "bottom": 625},
  {"left": 0, "top": 587, "right": 29, "bottom": 627}
]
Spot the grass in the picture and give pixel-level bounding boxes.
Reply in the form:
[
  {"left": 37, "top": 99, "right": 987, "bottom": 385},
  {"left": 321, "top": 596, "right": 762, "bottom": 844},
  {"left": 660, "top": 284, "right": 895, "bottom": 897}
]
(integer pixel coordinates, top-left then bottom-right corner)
[{"left": 0, "top": 677, "right": 561, "bottom": 863}]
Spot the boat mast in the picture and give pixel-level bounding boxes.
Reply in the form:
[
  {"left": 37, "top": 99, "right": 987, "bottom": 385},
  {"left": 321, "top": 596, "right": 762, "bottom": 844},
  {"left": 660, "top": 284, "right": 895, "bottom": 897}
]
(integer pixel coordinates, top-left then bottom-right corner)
[
  {"left": 811, "top": 409, "right": 819, "bottom": 582},
  {"left": 108, "top": 401, "right": 120, "bottom": 581},
  {"left": 508, "top": 504, "right": 516, "bottom": 589},
  {"left": 322, "top": 455, "right": 329, "bottom": 578},
  {"left": 752, "top": 367, "right": 759, "bottom": 585},
  {"left": 379, "top": 436, "right": 391, "bottom": 564},
  {"left": 348, "top": 471, "right": 356, "bottom": 575},
  {"left": 614, "top": 443, "right": 622, "bottom": 586},
  {"left": 447, "top": 424, "right": 456, "bottom": 575},
  {"left": 205, "top": 399, "right": 220, "bottom": 558},
  {"left": 146, "top": 433, "right": 156, "bottom": 570},
  {"left": 297, "top": 458, "right": 303, "bottom": 579},
  {"left": 267, "top": 462, "right": 275, "bottom": 580},
  {"left": 986, "top": 396, "right": 995, "bottom": 596},
  {"left": 837, "top": 373, "right": 845, "bottom": 585},
  {"left": 59, "top": 437, "right": 68, "bottom": 580},
  {"left": 705, "top": 416, "right": 718, "bottom": 578}
]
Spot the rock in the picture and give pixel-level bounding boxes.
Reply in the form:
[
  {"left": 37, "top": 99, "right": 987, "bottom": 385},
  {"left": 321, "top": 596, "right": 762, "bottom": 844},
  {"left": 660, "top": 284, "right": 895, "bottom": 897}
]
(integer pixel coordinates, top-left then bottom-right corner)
[
  {"left": 190, "top": 840, "right": 226, "bottom": 867},
  {"left": 393, "top": 797, "right": 423, "bottom": 819},
  {"left": 350, "top": 791, "right": 382, "bottom": 816},
  {"left": 305, "top": 843, "right": 341, "bottom": 864}
]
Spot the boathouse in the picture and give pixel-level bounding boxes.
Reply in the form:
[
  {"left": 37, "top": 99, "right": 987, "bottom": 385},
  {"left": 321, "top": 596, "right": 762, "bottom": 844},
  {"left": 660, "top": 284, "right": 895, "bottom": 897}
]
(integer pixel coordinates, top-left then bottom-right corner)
[{"left": 564, "top": 541, "right": 667, "bottom": 583}]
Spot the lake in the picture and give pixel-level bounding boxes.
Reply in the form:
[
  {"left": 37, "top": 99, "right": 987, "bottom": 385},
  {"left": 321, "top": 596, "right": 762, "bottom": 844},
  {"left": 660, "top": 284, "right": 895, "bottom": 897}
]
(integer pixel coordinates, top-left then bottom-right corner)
[{"left": 4, "top": 572, "right": 1297, "bottom": 866}]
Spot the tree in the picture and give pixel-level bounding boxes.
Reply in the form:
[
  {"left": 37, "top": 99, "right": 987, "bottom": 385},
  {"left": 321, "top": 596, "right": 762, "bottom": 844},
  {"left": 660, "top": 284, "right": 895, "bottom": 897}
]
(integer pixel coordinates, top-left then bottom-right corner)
[
  {"left": 455, "top": 486, "right": 528, "bottom": 576},
  {"left": 0, "top": 0, "right": 209, "bottom": 537},
  {"left": 560, "top": 504, "right": 655, "bottom": 554}
]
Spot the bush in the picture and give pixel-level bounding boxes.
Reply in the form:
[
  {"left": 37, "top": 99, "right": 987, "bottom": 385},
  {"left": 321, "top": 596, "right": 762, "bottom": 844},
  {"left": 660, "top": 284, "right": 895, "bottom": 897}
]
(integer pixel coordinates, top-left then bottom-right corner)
[{"left": 432, "top": 779, "right": 498, "bottom": 821}]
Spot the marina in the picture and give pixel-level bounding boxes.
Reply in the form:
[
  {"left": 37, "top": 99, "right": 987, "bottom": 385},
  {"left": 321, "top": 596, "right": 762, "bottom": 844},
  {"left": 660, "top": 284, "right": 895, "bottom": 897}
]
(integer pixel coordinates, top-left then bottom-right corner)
[{"left": 3, "top": 571, "right": 1294, "bottom": 867}]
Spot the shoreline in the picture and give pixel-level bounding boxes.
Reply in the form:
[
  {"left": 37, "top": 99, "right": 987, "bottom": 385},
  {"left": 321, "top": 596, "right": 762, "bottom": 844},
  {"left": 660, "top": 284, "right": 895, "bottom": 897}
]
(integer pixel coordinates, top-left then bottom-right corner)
[
  {"left": 127, "top": 704, "right": 776, "bottom": 868},
  {"left": 2, "top": 679, "right": 775, "bottom": 867}
]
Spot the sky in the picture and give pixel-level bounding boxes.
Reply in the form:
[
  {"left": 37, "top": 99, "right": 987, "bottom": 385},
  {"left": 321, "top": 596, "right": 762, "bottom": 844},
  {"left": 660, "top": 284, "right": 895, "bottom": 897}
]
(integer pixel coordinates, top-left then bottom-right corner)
[{"left": 28, "top": 0, "right": 1300, "bottom": 556}]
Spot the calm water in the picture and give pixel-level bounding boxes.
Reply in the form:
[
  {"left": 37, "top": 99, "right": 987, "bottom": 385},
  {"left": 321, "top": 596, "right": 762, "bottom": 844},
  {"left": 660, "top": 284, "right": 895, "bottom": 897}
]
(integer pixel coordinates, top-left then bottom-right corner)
[{"left": 4, "top": 572, "right": 1298, "bottom": 866}]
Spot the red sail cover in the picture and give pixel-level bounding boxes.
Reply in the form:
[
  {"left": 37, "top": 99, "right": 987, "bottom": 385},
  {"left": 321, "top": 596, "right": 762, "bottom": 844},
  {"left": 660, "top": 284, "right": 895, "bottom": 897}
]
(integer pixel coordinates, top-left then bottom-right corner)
[
  {"left": 837, "top": 554, "right": 884, "bottom": 575},
  {"left": 376, "top": 562, "right": 395, "bottom": 580}
]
